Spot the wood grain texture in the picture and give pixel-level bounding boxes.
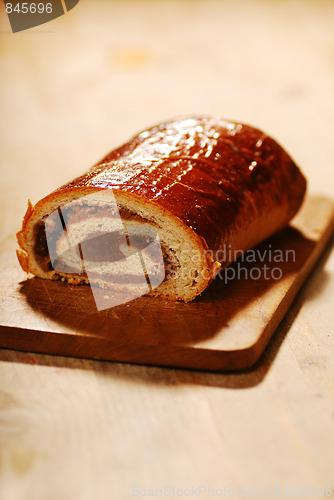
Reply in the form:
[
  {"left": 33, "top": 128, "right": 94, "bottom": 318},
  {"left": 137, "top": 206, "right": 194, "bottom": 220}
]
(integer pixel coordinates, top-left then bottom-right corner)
[{"left": 0, "top": 195, "right": 333, "bottom": 371}]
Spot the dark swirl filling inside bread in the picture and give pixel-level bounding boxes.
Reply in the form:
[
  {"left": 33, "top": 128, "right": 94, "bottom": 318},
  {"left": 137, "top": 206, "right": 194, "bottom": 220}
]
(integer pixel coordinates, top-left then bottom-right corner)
[{"left": 31, "top": 197, "right": 187, "bottom": 302}]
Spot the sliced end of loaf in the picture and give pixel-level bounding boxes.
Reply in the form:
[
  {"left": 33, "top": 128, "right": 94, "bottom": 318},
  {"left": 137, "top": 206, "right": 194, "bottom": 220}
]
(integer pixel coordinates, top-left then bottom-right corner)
[{"left": 16, "top": 187, "right": 220, "bottom": 303}]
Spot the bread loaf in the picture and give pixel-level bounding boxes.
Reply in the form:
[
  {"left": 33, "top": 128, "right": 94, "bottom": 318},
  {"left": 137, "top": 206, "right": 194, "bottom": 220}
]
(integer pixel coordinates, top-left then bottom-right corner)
[{"left": 17, "top": 116, "right": 307, "bottom": 303}]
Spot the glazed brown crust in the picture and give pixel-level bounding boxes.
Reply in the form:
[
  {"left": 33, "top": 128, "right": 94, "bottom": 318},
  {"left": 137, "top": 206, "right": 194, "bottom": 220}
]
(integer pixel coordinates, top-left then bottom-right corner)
[
  {"left": 56, "top": 116, "right": 306, "bottom": 251},
  {"left": 17, "top": 116, "right": 307, "bottom": 300}
]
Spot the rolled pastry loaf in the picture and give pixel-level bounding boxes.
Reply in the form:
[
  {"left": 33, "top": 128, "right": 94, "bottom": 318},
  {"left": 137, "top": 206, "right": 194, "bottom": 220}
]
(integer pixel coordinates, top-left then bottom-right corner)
[{"left": 17, "top": 116, "right": 306, "bottom": 302}]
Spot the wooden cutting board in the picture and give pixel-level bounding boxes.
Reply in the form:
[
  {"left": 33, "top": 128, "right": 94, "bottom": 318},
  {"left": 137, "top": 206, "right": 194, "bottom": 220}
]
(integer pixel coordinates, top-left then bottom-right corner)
[{"left": 0, "top": 195, "right": 333, "bottom": 371}]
